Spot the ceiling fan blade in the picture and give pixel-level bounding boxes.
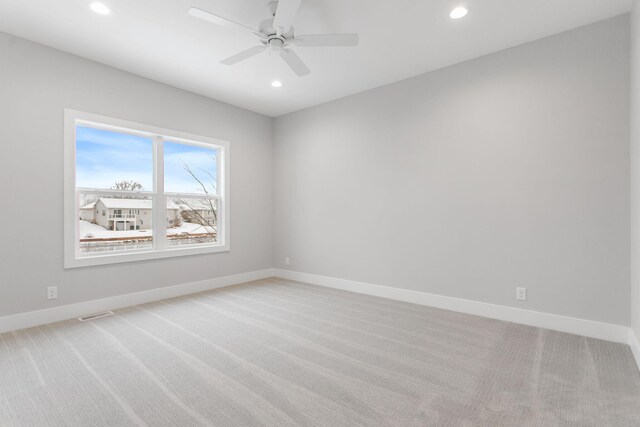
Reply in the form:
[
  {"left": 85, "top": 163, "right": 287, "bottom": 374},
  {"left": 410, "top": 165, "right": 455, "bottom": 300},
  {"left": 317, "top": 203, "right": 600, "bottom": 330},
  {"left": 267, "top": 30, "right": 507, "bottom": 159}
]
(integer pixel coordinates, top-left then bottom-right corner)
[
  {"left": 220, "top": 46, "right": 266, "bottom": 65},
  {"left": 273, "top": 0, "right": 302, "bottom": 34},
  {"left": 291, "top": 33, "right": 359, "bottom": 47},
  {"left": 188, "top": 7, "right": 258, "bottom": 36},
  {"left": 279, "top": 48, "right": 310, "bottom": 76}
]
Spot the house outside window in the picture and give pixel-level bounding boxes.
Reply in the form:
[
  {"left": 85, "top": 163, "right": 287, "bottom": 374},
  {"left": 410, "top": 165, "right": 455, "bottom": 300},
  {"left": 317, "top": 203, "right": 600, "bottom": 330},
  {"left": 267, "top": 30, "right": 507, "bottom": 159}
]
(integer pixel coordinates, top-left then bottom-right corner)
[{"left": 64, "top": 109, "right": 230, "bottom": 268}]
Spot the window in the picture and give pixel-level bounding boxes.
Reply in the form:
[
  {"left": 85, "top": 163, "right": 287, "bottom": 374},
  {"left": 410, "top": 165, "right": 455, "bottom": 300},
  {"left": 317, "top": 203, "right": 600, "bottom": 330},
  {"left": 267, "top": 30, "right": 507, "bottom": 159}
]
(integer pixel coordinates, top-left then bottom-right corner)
[{"left": 64, "top": 109, "right": 229, "bottom": 268}]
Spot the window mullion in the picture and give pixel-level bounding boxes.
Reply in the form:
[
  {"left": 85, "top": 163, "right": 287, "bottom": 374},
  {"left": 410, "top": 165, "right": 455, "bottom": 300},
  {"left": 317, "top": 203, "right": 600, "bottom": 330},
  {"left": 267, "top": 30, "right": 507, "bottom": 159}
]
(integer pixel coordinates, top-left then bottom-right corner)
[
  {"left": 216, "top": 147, "right": 222, "bottom": 197},
  {"left": 217, "top": 147, "right": 224, "bottom": 245},
  {"left": 153, "top": 136, "right": 167, "bottom": 251}
]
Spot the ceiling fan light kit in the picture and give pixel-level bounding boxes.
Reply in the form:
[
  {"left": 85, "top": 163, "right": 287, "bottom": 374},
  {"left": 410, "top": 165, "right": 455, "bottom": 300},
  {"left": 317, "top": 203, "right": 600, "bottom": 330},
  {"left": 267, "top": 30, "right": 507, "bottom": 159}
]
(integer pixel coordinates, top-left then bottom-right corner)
[{"left": 189, "top": 0, "right": 359, "bottom": 77}]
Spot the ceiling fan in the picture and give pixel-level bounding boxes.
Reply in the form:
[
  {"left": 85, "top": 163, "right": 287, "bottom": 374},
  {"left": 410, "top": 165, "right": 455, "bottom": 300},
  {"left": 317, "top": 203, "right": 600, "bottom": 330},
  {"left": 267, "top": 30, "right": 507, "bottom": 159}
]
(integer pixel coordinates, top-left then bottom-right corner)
[{"left": 188, "top": 0, "right": 359, "bottom": 77}]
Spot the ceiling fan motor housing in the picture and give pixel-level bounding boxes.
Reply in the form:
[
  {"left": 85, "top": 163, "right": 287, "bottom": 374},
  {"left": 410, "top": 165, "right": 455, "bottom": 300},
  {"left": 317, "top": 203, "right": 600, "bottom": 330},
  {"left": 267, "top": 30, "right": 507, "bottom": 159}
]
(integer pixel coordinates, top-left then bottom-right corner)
[
  {"left": 267, "top": 37, "right": 285, "bottom": 50},
  {"left": 260, "top": 18, "right": 294, "bottom": 40}
]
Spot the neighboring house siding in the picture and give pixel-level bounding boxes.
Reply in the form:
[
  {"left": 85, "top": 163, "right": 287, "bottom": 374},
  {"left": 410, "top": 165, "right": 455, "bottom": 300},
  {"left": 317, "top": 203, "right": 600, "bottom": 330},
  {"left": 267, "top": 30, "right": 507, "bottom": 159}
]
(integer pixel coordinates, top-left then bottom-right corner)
[
  {"left": 180, "top": 209, "right": 215, "bottom": 225},
  {"left": 83, "top": 199, "right": 182, "bottom": 230},
  {"left": 95, "top": 200, "right": 109, "bottom": 229},
  {"left": 137, "top": 209, "right": 152, "bottom": 230},
  {"left": 168, "top": 209, "right": 182, "bottom": 226},
  {"left": 109, "top": 208, "right": 151, "bottom": 231},
  {"left": 79, "top": 208, "right": 95, "bottom": 222}
]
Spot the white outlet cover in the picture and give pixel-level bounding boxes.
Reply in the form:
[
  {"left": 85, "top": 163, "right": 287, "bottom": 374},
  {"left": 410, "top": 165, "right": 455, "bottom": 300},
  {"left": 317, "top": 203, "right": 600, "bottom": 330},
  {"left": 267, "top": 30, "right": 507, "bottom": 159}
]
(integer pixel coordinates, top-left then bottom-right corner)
[{"left": 516, "top": 287, "right": 527, "bottom": 301}]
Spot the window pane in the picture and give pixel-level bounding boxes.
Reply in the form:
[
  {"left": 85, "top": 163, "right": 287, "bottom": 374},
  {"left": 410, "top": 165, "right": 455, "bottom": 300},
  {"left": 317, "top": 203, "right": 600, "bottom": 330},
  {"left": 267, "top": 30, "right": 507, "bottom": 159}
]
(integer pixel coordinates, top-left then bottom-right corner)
[
  {"left": 167, "top": 197, "right": 217, "bottom": 247},
  {"left": 76, "top": 125, "right": 153, "bottom": 191},
  {"left": 78, "top": 193, "right": 153, "bottom": 254},
  {"left": 164, "top": 141, "right": 218, "bottom": 195}
]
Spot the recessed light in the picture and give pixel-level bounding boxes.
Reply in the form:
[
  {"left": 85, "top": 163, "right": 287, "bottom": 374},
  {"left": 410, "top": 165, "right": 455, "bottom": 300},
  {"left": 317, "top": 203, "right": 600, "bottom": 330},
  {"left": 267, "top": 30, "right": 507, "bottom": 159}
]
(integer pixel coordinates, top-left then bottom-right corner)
[
  {"left": 271, "top": 81, "right": 283, "bottom": 88},
  {"left": 449, "top": 6, "right": 468, "bottom": 19},
  {"left": 90, "top": 2, "right": 110, "bottom": 15}
]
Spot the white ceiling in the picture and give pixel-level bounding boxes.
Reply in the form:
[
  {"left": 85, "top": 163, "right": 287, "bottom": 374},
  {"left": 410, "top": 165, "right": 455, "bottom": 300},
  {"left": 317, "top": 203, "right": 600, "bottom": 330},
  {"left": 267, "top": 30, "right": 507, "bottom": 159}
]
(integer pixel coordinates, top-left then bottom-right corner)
[{"left": 0, "top": 0, "right": 632, "bottom": 117}]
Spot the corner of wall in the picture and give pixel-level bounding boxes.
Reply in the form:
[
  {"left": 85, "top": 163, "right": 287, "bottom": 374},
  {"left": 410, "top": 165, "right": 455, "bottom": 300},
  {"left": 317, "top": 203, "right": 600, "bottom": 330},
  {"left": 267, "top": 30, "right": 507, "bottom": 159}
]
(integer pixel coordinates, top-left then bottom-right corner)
[
  {"left": 631, "top": 328, "right": 640, "bottom": 372},
  {"left": 270, "top": 114, "right": 278, "bottom": 270},
  {"left": 631, "top": 0, "right": 640, "bottom": 348}
]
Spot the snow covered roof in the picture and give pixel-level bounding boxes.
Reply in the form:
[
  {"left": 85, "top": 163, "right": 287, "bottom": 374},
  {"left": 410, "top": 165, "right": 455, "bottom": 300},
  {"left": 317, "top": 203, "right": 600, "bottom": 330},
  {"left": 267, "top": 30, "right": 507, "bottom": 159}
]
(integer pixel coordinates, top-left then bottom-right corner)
[
  {"left": 175, "top": 199, "right": 216, "bottom": 211},
  {"left": 80, "top": 201, "right": 96, "bottom": 210},
  {"left": 96, "top": 198, "right": 179, "bottom": 210}
]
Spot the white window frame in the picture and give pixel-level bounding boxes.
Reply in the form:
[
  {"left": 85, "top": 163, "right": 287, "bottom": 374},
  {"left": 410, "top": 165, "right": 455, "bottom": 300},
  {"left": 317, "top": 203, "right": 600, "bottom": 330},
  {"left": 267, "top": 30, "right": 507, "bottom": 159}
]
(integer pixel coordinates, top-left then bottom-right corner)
[{"left": 64, "top": 109, "right": 230, "bottom": 268}]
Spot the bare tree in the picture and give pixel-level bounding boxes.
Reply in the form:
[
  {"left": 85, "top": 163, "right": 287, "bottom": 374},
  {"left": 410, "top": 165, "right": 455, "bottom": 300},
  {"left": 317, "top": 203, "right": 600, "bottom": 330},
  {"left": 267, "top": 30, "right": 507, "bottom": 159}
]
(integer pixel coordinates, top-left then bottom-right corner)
[
  {"left": 79, "top": 194, "right": 98, "bottom": 207},
  {"left": 112, "top": 180, "right": 143, "bottom": 191},
  {"left": 110, "top": 180, "right": 144, "bottom": 199},
  {"left": 178, "top": 161, "right": 217, "bottom": 226}
]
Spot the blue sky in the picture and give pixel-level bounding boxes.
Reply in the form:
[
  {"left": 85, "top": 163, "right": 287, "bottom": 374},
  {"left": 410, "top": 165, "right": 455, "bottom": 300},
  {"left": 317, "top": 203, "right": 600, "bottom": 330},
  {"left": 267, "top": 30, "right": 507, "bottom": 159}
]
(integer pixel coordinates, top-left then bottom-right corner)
[
  {"left": 165, "top": 140, "right": 218, "bottom": 194},
  {"left": 76, "top": 126, "right": 217, "bottom": 194}
]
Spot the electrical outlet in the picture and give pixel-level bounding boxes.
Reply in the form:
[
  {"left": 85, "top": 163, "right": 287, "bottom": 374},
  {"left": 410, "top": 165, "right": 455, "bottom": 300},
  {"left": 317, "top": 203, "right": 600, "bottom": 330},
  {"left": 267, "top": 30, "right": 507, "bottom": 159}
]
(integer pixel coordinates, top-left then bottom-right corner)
[
  {"left": 285, "top": 257, "right": 291, "bottom": 266},
  {"left": 47, "top": 286, "right": 58, "bottom": 300},
  {"left": 516, "top": 287, "right": 527, "bottom": 301}
]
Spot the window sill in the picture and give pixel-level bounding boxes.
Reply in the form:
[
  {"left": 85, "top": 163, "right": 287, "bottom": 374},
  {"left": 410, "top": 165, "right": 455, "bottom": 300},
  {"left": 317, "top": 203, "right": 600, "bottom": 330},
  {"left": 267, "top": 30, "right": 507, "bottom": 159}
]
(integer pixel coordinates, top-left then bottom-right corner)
[{"left": 64, "top": 243, "right": 230, "bottom": 269}]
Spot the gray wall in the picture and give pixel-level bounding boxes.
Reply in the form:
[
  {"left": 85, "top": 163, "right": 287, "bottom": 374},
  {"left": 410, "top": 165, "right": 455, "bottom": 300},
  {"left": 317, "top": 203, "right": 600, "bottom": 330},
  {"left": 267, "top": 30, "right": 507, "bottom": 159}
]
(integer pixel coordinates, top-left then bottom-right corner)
[
  {"left": 0, "top": 33, "right": 273, "bottom": 316},
  {"left": 274, "top": 16, "right": 631, "bottom": 325},
  {"left": 0, "top": 16, "right": 632, "bottom": 326},
  {"left": 631, "top": 2, "right": 640, "bottom": 339}
]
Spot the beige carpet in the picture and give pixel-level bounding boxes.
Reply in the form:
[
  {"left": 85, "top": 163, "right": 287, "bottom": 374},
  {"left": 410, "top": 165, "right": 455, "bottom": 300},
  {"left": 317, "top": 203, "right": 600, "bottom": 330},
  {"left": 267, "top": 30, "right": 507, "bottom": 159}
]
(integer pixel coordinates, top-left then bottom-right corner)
[{"left": 1, "top": 278, "right": 639, "bottom": 426}]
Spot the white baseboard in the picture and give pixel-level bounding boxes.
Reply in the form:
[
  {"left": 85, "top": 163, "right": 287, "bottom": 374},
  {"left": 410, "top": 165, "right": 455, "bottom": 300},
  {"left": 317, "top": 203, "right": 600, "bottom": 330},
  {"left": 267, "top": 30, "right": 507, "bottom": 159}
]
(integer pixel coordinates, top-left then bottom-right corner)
[
  {"left": 0, "top": 268, "right": 275, "bottom": 334},
  {"left": 3, "top": 266, "right": 637, "bottom": 362},
  {"left": 274, "top": 269, "right": 630, "bottom": 345},
  {"left": 630, "top": 329, "right": 640, "bottom": 372}
]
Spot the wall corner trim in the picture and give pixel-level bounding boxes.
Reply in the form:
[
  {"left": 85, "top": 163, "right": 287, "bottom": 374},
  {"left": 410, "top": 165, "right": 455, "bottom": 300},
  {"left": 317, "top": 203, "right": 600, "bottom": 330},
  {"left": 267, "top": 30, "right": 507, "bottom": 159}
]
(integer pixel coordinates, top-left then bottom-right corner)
[
  {"left": 630, "top": 329, "right": 640, "bottom": 372},
  {"left": 0, "top": 268, "right": 276, "bottom": 334},
  {"left": 274, "top": 269, "right": 631, "bottom": 345}
]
